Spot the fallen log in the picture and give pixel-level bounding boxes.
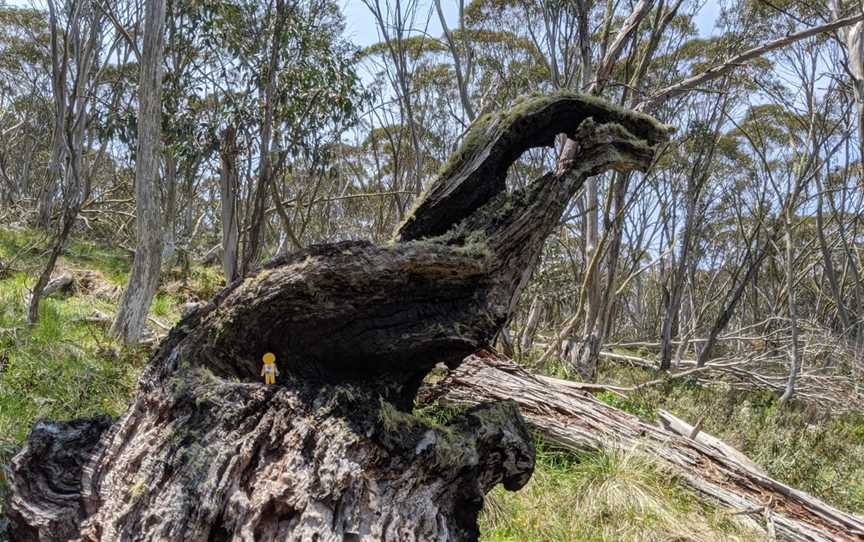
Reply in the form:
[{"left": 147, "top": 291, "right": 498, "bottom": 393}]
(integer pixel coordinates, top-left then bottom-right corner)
[
  {"left": 24, "top": 272, "right": 73, "bottom": 304},
  {"left": 44, "top": 272, "right": 74, "bottom": 296},
  {"left": 655, "top": 409, "right": 766, "bottom": 475},
  {"left": 426, "top": 352, "right": 864, "bottom": 542},
  {"left": 5, "top": 93, "right": 669, "bottom": 541}
]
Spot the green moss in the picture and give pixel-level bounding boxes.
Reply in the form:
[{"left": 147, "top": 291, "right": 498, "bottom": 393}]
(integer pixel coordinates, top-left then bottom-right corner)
[
  {"left": 451, "top": 230, "right": 494, "bottom": 260},
  {"left": 177, "top": 440, "right": 211, "bottom": 484},
  {"left": 435, "top": 110, "right": 501, "bottom": 182},
  {"left": 394, "top": 90, "right": 670, "bottom": 242},
  {"left": 432, "top": 425, "right": 476, "bottom": 468},
  {"left": 378, "top": 398, "right": 423, "bottom": 433},
  {"left": 393, "top": 111, "right": 501, "bottom": 238},
  {"left": 378, "top": 398, "right": 476, "bottom": 468},
  {"left": 129, "top": 478, "right": 147, "bottom": 499}
]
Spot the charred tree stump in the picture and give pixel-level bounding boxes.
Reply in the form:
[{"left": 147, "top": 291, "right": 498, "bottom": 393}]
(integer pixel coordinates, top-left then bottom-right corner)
[{"left": 4, "top": 93, "right": 668, "bottom": 541}]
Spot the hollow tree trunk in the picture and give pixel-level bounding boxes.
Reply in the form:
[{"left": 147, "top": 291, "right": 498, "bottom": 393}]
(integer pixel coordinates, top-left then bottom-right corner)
[{"left": 6, "top": 93, "right": 668, "bottom": 541}]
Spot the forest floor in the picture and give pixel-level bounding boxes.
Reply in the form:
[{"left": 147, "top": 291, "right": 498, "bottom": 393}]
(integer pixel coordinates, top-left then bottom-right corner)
[{"left": 1, "top": 226, "right": 862, "bottom": 541}]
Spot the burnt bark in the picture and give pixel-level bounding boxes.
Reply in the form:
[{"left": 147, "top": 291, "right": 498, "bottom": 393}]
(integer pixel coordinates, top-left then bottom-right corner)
[{"left": 5, "top": 92, "right": 668, "bottom": 541}]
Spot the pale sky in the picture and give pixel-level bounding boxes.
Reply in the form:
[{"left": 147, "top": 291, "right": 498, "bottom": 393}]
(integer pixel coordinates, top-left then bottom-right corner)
[
  {"left": 4, "top": 0, "right": 723, "bottom": 47},
  {"left": 341, "top": 0, "right": 723, "bottom": 48}
]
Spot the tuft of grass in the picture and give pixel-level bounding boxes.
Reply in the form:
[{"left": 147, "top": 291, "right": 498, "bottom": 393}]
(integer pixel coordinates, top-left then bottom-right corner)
[
  {"left": 522, "top": 347, "right": 864, "bottom": 516},
  {"left": 481, "top": 446, "right": 758, "bottom": 542},
  {"left": 150, "top": 293, "right": 177, "bottom": 318},
  {"left": 187, "top": 265, "right": 225, "bottom": 301},
  {"left": 161, "top": 265, "right": 226, "bottom": 305},
  {"left": 595, "top": 390, "right": 657, "bottom": 421},
  {"left": 64, "top": 237, "right": 131, "bottom": 285},
  {"left": 0, "top": 272, "right": 146, "bottom": 449}
]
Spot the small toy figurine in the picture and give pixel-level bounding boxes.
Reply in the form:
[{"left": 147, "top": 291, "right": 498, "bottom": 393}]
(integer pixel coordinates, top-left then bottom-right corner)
[{"left": 261, "top": 352, "right": 279, "bottom": 384}]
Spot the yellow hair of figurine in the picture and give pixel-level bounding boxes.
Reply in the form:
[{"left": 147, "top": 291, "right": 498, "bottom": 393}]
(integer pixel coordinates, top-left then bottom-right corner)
[{"left": 261, "top": 352, "right": 279, "bottom": 384}]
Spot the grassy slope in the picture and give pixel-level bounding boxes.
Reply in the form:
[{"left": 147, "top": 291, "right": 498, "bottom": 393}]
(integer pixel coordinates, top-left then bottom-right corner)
[
  {"left": 480, "top": 358, "right": 864, "bottom": 541},
  {"left": 591, "top": 362, "right": 864, "bottom": 514},
  {"left": 0, "top": 228, "right": 221, "bottom": 499},
  {"left": 0, "top": 229, "right": 144, "bottom": 454},
  {"left": 1, "top": 227, "right": 862, "bottom": 541}
]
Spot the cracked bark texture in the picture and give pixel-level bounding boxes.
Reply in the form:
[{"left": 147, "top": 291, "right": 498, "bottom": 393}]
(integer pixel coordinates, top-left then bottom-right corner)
[{"left": 4, "top": 92, "right": 668, "bottom": 541}]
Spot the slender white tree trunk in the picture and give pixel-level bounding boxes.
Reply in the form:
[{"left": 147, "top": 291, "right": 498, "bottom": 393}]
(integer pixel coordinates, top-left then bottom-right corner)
[
  {"left": 162, "top": 153, "right": 177, "bottom": 261},
  {"left": 519, "top": 295, "right": 543, "bottom": 356},
  {"left": 781, "top": 216, "right": 801, "bottom": 402},
  {"left": 111, "top": 0, "right": 167, "bottom": 344}
]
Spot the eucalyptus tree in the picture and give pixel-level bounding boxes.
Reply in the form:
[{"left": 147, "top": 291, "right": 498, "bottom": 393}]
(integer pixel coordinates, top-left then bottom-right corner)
[
  {"left": 656, "top": 94, "right": 729, "bottom": 370},
  {"left": 186, "top": 0, "right": 361, "bottom": 279},
  {"left": 0, "top": 6, "right": 52, "bottom": 207},
  {"left": 111, "top": 0, "right": 167, "bottom": 344},
  {"left": 434, "top": 0, "right": 475, "bottom": 120},
  {"left": 27, "top": 0, "right": 122, "bottom": 324},
  {"left": 725, "top": 41, "right": 847, "bottom": 398},
  {"left": 477, "top": 0, "right": 864, "bottom": 381},
  {"left": 362, "top": 0, "right": 430, "bottom": 204}
]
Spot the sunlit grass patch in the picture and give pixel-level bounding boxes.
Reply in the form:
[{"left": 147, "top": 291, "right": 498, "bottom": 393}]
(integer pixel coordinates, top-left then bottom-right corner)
[
  {"left": 521, "top": 349, "right": 864, "bottom": 517},
  {"left": 0, "top": 269, "right": 145, "bottom": 465},
  {"left": 64, "top": 237, "right": 131, "bottom": 285},
  {"left": 0, "top": 227, "right": 131, "bottom": 286},
  {"left": 150, "top": 293, "right": 177, "bottom": 318},
  {"left": 481, "top": 446, "right": 758, "bottom": 542},
  {"left": 0, "top": 227, "right": 46, "bottom": 266},
  {"left": 185, "top": 264, "right": 226, "bottom": 301}
]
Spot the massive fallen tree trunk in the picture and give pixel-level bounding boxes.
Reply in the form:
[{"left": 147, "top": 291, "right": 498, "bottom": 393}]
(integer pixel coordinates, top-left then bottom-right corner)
[
  {"left": 427, "top": 352, "right": 864, "bottom": 542},
  {"left": 4, "top": 93, "right": 669, "bottom": 541}
]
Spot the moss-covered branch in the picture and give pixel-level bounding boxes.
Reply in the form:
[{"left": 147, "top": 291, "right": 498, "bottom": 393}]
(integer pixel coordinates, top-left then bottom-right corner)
[{"left": 395, "top": 91, "right": 670, "bottom": 242}]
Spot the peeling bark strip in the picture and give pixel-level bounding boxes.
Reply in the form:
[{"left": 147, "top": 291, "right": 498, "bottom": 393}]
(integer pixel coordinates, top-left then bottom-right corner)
[
  {"left": 6, "top": 93, "right": 669, "bottom": 541},
  {"left": 428, "top": 353, "right": 864, "bottom": 542}
]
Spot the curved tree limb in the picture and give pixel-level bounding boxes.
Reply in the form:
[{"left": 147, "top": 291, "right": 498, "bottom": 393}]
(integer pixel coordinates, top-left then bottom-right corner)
[{"left": 639, "top": 13, "right": 864, "bottom": 109}]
